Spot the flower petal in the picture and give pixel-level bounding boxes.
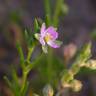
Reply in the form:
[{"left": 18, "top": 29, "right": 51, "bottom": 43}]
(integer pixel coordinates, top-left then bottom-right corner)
[
  {"left": 40, "top": 37, "right": 45, "bottom": 45},
  {"left": 47, "top": 40, "right": 62, "bottom": 48},
  {"left": 41, "top": 23, "right": 46, "bottom": 37},
  {"left": 46, "top": 27, "right": 58, "bottom": 40}
]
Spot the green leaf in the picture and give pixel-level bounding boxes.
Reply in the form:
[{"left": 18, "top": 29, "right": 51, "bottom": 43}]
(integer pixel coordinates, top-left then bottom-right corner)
[
  {"left": 4, "top": 76, "right": 20, "bottom": 96},
  {"left": 43, "top": 0, "right": 51, "bottom": 25},
  {"left": 53, "top": 0, "right": 64, "bottom": 27},
  {"left": 16, "top": 42, "right": 25, "bottom": 69},
  {"left": 45, "top": 15, "right": 52, "bottom": 26},
  {"left": 54, "top": 40, "right": 63, "bottom": 46},
  {"left": 34, "top": 19, "right": 39, "bottom": 33},
  {"left": 34, "top": 33, "right": 40, "bottom": 40},
  {"left": 77, "top": 42, "right": 91, "bottom": 62},
  {"left": 61, "top": 70, "right": 74, "bottom": 85},
  {"left": 21, "top": 81, "right": 29, "bottom": 96},
  {"left": 24, "top": 29, "right": 29, "bottom": 42},
  {"left": 24, "top": 28, "right": 36, "bottom": 47},
  {"left": 4, "top": 76, "right": 12, "bottom": 89},
  {"left": 11, "top": 68, "right": 20, "bottom": 88}
]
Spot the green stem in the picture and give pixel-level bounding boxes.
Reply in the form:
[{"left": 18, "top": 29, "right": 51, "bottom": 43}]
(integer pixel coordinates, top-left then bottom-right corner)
[
  {"left": 26, "top": 53, "right": 44, "bottom": 72},
  {"left": 53, "top": 0, "right": 63, "bottom": 27},
  {"left": 44, "top": 0, "right": 51, "bottom": 25},
  {"left": 27, "top": 47, "right": 34, "bottom": 62},
  {"left": 47, "top": 48, "right": 53, "bottom": 83},
  {"left": 16, "top": 42, "right": 25, "bottom": 69},
  {"left": 59, "top": 43, "right": 91, "bottom": 95},
  {"left": 20, "top": 71, "right": 28, "bottom": 95},
  {"left": 20, "top": 47, "right": 34, "bottom": 95}
]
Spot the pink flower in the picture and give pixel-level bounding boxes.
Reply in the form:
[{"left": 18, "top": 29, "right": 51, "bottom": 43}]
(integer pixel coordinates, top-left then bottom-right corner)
[{"left": 35, "top": 23, "right": 62, "bottom": 53}]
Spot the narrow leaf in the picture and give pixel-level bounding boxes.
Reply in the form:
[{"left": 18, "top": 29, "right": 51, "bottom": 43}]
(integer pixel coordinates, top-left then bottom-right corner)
[
  {"left": 16, "top": 42, "right": 25, "bottom": 68},
  {"left": 34, "top": 19, "right": 39, "bottom": 33}
]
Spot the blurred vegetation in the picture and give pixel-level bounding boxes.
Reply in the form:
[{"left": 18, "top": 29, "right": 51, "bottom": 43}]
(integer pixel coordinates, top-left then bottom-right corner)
[{"left": 0, "top": 0, "right": 96, "bottom": 96}]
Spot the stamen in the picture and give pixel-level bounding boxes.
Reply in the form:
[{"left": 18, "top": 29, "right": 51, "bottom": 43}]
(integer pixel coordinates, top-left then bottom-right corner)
[{"left": 44, "top": 33, "right": 53, "bottom": 42}]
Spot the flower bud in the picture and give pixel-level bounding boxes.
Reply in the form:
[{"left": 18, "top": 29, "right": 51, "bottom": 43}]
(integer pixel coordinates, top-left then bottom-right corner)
[
  {"left": 86, "top": 60, "right": 96, "bottom": 70},
  {"left": 61, "top": 70, "right": 74, "bottom": 88},
  {"left": 70, "top": 80, "right": 82, "bottom": 92},
  {"left": 43, "top": 84, "right": 54, "bottom": 96},
  {"left": 33, "top": 94, "right": 39, "bottom": 96}
]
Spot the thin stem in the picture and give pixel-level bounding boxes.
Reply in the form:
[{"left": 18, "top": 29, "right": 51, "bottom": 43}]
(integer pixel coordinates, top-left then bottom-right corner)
[
  {"left": 27, "top": 47, "right": 34, "bottom": 62},
  {"left": 53, "top": 0, "right": 63, "bottom": 27},
  {"left": 44, "top": 0, "right": 51, "bottom": 25},
  {"left": 26, "top": 53, "right": 44, "bottom": 72},
  {"left": 20, "top": 71, "right": 28, "bottom": 95},
  {"left": 16, "top": 43, "right": 25, "bottom": 69},
  {"left": 20, "top": 46, "right": 34, "bottom": 95},
  {"left": 56, "top": 43, "right": 91, "bottom": 96},
  {"left": 20, "top": 51, "right": 43, "bottom": 96},
  {"left": 44, "top": 0, "right": 53, "bottom": 82},
  {"left": 47, "top": 48, "right": 53, "bottom": 83}
]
